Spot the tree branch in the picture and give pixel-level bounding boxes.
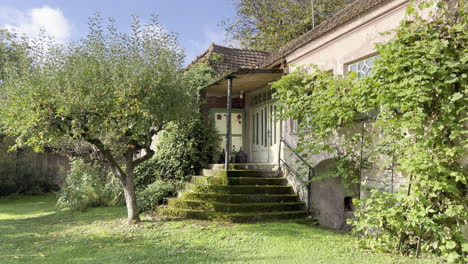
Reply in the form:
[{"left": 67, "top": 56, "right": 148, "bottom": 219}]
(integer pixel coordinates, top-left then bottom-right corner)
[
  {"left": 82, "top": 135, "right": 125, "bottom": 180},
  {"left": 133, "top": 127, "right": 160, "bottom": 166},
  {"left": 133, "top": 148, "right": 155, "bottom": 167}
]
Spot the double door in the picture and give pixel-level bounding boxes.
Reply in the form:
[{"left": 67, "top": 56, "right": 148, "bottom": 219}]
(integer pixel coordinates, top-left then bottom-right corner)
[{"left": 251, "top": 103, "right": 280, "bottom": 163}]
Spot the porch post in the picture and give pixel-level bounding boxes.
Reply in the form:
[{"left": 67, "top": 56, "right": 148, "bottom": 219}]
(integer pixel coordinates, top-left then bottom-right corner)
[{"left": 225, "top": 77, "right": 233, "bottom": 170}]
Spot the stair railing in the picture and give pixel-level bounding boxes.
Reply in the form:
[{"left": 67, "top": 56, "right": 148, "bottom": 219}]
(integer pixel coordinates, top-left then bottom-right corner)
[{"left": 278, "top": 137, "right": 316, "bottom": 215}]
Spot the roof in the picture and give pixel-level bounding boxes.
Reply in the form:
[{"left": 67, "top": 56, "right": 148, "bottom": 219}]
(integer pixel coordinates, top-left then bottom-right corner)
[
  {"left": 259, "top": 0, "right": 395, "bottom": 68},
  {"left": 204, "top": 68, "right": 284, "bottom": 95},
  {"left": 187, "top": 43, "right": 271, "bottom": 74}
]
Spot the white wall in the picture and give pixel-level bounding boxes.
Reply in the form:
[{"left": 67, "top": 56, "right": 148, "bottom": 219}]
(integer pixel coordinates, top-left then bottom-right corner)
[
  {"left": 278, "top": 0, "right": 412, "bottom": 218},
  {"left": 287, "top": 0, "right": 408, "bottom": 75}
]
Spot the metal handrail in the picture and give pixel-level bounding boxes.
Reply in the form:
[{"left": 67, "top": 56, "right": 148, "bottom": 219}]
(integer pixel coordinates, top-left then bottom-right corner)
[
  {"left": 280, "top": 138, "right": 315, "bottom": 175},
  {"left": 278, "top": 137, "right": 316, "bottom": 215}
]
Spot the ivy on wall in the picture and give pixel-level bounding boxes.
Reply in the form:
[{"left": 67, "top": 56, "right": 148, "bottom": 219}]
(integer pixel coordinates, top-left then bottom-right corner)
[{"left": 272, "top": 1, "right": 467, "bottom": 261}]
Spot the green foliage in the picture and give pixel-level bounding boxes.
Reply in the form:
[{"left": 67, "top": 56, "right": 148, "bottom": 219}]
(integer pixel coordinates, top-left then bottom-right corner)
[
  {"left": 136, "top": 180, "right": 175, "bottom": 213},
  {"left": 0, "top": 29, "right": 28, "bottom": 81},
  {"left": 224, "top": 0, "right": 352, "bottom": 52},
  {"left": 185, "top": 62, "right": 217, "bottom": 96},
  {"left": 0, "top": 15, "right": 191, "bottom": 153},
  {"left": 0, "top": 183, "right": 17, "bottom": 196},
  {"left": 272, "top": 1, "right": 467, "bottom": 261},
  {"left": 57, "top": 158, "right": 122, "bottom": 211},
  {"left": 184, "top": 55, "right": 220, "bottom": 105},
  {"left": 133, "top": 116, "right": 221, "bottom": 213},
  {"left": 134, "top": 158, "right": 160, "bottom": 192},
  {"left": 351, "top": 2, "right": 468, "bottom": 261},
  {"left": 153, "top": 118, "right": 221, "bottom": 181},
  {"left": 1, "top": 195, "right": 438, "bottom": 264},
  {"left": 272, "top": 66, "right": 362, "bottom": 189},
  {"left": 0, "top": 14, "right": 194, "bottom": 222}
]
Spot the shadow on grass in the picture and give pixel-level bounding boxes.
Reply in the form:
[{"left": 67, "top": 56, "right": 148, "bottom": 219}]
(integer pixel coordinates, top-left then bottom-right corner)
[
  {"left": 1, "top": 215, "right": 285, "bottom": 264},
  {"left": 0, "top": 195, "right": 436, "bottom": 264},
  {"left": 0, "top": 196, "right": 283, "bottom": 264}
]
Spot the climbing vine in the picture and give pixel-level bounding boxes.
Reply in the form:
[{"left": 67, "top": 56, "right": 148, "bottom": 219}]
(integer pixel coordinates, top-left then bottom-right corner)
[
  {"left": 272, "top": 66, "right": 364, "bottom": 193},
  {"left": 272, "top": 1, "right": 467, "bottom": 261}
]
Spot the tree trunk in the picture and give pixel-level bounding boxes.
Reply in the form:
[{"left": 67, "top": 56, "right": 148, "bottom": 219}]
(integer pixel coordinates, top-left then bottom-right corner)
[
  {"left": 85, "top": 137, "right": 142, "bottom": 224},
  {"left": 122, "top": 151, "right": 141, "bottom": 224},
  {"left": 122, "top": 178, "right": 140, "bottom": 224}
]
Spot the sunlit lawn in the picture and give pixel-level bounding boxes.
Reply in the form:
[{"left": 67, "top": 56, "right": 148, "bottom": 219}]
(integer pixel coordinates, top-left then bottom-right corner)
[{"left": 0, "top": 194, "right": 439, "bottom": 264}]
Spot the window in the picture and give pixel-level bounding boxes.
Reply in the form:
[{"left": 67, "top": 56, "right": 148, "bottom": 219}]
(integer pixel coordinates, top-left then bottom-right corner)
[
  {"left": 251, "top": 89, "right": 276, "bottom": 106},
  {"left": 289, "top": 118, "right": 298, "bottom": 135},
  {"left": 289, "top": 116, "right": 304, "bottom": 135},
  {"left": 348, "top": 55, "right": 379, "bottom": 77}
]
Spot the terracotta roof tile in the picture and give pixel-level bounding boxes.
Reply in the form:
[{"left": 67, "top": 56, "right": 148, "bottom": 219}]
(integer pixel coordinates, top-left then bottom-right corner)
[{"left": 187, "top": 43, "right": 270, "bottom": 74}]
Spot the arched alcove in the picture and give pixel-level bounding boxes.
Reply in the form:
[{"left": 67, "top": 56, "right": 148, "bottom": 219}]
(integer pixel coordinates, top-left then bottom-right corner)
[{"left": 310, "top": 158, "right": 359, "bottom": 230}]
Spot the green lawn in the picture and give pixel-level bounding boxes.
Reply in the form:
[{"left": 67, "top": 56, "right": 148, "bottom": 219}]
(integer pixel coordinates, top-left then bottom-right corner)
[{"left": 0, "top": 194, "right": 439, "bottom": 264}]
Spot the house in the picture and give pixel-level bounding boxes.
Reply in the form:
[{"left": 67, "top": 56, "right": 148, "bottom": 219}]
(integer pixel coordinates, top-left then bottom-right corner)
[
  {"left": 188, "top": 0, "right": 412, "bottom": 229},
  {"left": 177, "top": 0, "right": 461, "bottom": 228}
]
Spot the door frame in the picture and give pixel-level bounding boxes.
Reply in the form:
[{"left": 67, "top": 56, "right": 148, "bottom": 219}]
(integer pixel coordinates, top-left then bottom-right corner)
[
  {"left": 209, "top": 108, "right": 246, "bottom": 152},
  {"left": 249, "top": 100, "right": 281, "bottom": 164}
]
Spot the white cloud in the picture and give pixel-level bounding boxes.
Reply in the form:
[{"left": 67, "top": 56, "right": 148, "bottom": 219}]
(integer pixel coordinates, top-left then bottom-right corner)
[
  {"left": 0, "top": 6, "right": 72, "bottom": 43},
  {"left": 185, "top": 26, "right": 239, "bottom": 65}
]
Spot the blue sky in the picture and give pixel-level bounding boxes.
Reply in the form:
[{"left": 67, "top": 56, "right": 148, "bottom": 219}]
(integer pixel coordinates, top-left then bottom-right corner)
[{"left": 0, "top": 0, "right": 236, "bottom": 64}]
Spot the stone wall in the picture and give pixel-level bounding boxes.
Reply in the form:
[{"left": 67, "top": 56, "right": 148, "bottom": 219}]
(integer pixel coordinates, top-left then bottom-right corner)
[
  {"left": 0, "top": 136, "right": 68, "bottom": 195},
  {"left": 280, "top": 120, "right": 398, "bottom": 230}
]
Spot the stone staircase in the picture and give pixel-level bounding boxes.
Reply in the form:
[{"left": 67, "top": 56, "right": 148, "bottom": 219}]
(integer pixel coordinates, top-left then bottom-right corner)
[{"left": 158, "top": 164, "right": 307, "bottom": 222}]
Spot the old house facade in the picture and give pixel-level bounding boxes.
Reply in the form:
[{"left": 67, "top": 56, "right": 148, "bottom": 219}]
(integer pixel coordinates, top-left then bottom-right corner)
[{"left": 191, "top": 0, "right": 415, "bottom": 229}]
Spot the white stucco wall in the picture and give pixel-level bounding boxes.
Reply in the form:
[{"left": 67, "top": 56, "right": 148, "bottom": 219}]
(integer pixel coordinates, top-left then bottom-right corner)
[
  {"left": 277, "top": 0, "right": 414, "bottom": 229},
  {"left": 287, "top": 0, "right": 408, "bottom": 74}
]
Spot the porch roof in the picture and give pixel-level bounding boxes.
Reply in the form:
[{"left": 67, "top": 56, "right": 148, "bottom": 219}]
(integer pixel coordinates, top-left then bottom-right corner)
[{"left": 204, "top": 68, "right": 284, "bottom": 95}]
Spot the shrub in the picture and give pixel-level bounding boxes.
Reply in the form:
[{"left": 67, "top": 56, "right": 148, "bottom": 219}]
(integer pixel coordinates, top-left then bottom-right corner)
[
  {"left": 57, "top": 158, "right": 122, "bottom": 211},
  {"left": 132, "top": 117, "right": 219, "bottom": 212},
  {"left": 137, "top": 180, "right": 176, "bottom": 212},
  {"left": 134, "top": 117, "right": 220, "bottom": 188},
  {"left": 0, "top": 183, "right": 17, "bottom": 196},
  {"left": 153, "top": 118, "right": 221, "bottom": 181},
  {"left": 272, "top": 2, "right": 467, "bottom": 261},
  {"left": 134, "top": 158, "right": 160, "bottom": 192},
  {"left": 24, "top": 184, "right": 44, "bottom": 196}
]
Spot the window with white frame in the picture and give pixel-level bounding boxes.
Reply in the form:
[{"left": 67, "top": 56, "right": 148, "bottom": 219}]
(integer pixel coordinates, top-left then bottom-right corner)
[
  {"left": 289, "top": 118, "right": 298, "bottom": 135},
  {"left": 289, "top": 117, "right": 304, "bottom": 135},
  {"left": 349, "top": 55, "right": 381, "bottom": 121},
  {"left": 348, "top": 55, "right": 379, "bottom": 77}
]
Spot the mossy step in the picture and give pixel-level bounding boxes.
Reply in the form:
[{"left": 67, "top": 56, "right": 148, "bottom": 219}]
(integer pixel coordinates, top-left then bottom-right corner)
[
  {"left": 186, "top": 184, "right": 293, "bottom": 195},
  {"left": 158, "top": 208, "right": 307, "bottom": 222},
  {"left": 167, "top": 199, "right": 305, "bottom": 213},
  {"left": 191, "top": 176, "right": 286, "bottom": 186},
  {"left": 202, "top": 169, "right": 279, "bottom": 178},
  {"left": 180, "top": 192, "right": 300, "bottom": 203},
  {"left": 228, "top": 177, "right": 286, "bottom": 185},
  {"left": 209, "top": 163, "right": 278, "bottom": 171}
]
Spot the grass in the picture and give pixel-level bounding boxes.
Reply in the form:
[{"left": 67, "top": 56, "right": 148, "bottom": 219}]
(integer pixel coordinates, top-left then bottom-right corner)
[{"left": 0, "top": 194, "right": 439, "bottom": 264}]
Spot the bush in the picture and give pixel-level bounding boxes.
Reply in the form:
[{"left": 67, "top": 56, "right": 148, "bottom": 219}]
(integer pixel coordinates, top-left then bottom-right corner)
[
  {"left": 134, "top": 117, "right": 220, "bottom": 189},
  {"left": 24, "top": 184, "right": 44, "bottom": 196},
  {"left": 154, "top": 118, "right": 221, "bottom": 181},
  {"left": 57, "top": 158, "right": 122, "bottom": 211},
  {"left": 132, "top": 117, "right": 220, "bottom": 212},
  {"left": 134, "top": 158, "right": 160, "bottom": 192},
  {"left": 137, "top": 180, "right": 175, "bottom": 212},
  {"left": 0, "top": 184, "right": 16, "bottom": 196}
]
